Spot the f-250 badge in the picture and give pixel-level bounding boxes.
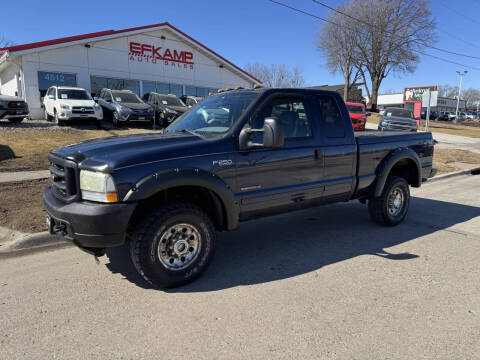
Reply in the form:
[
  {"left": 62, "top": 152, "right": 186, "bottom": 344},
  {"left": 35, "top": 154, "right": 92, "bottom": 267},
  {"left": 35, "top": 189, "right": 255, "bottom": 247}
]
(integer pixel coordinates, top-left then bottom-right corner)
[{"left": 212, "top": 160, "right": 233, "bottom": 167}]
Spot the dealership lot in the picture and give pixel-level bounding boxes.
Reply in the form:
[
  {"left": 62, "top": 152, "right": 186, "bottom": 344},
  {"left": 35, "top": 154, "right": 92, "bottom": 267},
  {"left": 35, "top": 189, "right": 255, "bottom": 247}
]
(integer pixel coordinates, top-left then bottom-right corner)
[{"left": 1, "top": 174, "right": 479, "bottom": 359}]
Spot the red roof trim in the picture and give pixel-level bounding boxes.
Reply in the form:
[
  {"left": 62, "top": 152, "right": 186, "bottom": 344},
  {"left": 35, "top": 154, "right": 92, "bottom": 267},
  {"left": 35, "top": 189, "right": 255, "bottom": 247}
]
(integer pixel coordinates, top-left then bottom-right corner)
[{"left": 0, "top": 22, "right": 261, "bottom": 84}]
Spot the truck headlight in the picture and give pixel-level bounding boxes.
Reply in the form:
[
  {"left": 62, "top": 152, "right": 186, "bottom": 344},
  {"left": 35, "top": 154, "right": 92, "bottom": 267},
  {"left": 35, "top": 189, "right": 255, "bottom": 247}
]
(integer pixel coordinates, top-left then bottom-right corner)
[
  {"left": 80, "top": 170, "right": 118, "bottom": 203},
  {"left": 59, "top": 104, "right": 71, "bottom": 110}
]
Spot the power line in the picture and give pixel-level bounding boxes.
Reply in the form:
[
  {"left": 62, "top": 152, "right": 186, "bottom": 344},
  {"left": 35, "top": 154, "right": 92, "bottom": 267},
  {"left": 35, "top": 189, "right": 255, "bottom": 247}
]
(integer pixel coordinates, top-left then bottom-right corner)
[
  {"left": 311, "top": 0, "right": 480, "bottom": 60},
  {"left": 437, "top": 0, "right": 480, "bottom": 26},
  {"left": 268, "top": 0, "right": 480, "bottom": 71}
]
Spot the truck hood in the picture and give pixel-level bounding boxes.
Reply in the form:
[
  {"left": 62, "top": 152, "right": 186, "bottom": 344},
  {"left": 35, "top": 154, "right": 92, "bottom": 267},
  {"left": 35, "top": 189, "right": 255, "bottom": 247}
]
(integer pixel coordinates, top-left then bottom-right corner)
[
  {"left": 382, "top": 116, "right": 416, "bottom": 124},
  {"left": 51, "top": 132, "right": 208, "bottom": 171},
  {"left": 120, "top": 102, "right": 151, "bottom": 110},
  {"left": 60, "top": 99, "right": 96, "bottom": 107}
]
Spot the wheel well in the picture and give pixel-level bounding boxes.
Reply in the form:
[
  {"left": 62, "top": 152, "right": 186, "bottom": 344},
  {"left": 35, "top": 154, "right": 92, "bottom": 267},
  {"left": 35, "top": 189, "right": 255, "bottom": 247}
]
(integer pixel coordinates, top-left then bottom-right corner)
[
  {"left": 389, "top": 158, "right": 420, "bottom": 187},
  {"left": 127, "top": 185, "right": 227, "bottom": 235}
]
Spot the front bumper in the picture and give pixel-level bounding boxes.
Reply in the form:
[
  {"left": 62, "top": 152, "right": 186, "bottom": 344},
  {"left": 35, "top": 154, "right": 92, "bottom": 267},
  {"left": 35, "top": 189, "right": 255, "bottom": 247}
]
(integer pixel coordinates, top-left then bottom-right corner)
[
  {"left": 43, "top": 187, "right": 136, "bottom": 248},
  {"left": 378, "top": 124, "right": 417, "bottom": 132},
  {"left": 0, "top": 108, "right": 29, "bottom": 119}
]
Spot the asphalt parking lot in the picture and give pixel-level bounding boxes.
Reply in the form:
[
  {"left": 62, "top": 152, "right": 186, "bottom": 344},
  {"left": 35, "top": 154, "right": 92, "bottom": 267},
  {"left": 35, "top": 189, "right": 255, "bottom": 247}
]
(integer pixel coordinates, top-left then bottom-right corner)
[{"left": 1, "top": 174, "right": 479, "bottom": 359}]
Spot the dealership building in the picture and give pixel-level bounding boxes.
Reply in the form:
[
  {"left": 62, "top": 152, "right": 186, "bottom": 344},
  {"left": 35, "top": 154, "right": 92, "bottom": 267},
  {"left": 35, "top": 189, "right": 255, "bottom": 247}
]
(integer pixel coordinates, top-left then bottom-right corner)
[
  {"left": 0, "top": 22, "right": 261, "bottom": 118},
  {"left": 367, "top": 92, "right": 466, "bottom": 113}
]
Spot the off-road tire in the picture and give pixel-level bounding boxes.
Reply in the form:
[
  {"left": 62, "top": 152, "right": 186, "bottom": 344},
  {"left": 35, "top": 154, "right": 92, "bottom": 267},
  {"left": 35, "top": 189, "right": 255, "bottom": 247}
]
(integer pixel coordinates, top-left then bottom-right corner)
[
  {"left": 130, "top": 202, "right": 216, "bottom": 288},
  {"left": 368, "top": 176, "right": 410, "bottom": 226}
]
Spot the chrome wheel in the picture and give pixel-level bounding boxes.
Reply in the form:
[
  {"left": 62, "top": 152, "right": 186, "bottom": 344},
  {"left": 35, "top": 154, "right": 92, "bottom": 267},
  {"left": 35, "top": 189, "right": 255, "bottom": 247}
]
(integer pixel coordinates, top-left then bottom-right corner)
[
  {"left": 157, "top": 223, "right": 201, "bottom": 270},
  {"left": 387, "top": 187, "right": 404, "bottom": 216}
]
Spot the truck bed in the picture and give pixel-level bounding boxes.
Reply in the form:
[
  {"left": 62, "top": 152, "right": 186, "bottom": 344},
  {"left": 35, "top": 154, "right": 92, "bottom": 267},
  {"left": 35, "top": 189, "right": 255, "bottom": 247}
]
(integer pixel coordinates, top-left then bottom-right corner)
[{"left": 355, "top": 130, "right": 431, "bottom": 145}]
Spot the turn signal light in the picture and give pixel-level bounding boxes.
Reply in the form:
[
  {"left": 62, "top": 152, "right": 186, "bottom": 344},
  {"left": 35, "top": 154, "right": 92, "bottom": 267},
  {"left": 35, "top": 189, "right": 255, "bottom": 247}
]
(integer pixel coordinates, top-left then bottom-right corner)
[{"left": 106, "top": 193, "right": 118, "bottom": 202}]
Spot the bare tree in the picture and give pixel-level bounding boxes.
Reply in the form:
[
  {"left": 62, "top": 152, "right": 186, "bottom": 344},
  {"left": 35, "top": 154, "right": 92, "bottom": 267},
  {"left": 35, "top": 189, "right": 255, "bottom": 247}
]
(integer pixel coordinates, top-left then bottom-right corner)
[
  {"left": 0, "top": 35, "right": 15, "bottom": 48},
  {"left": 245, "top": 62, "right": 305, "bottom": 88},
  {"left": 462, "top": 88, "right": 480, "bottom": 108},
  {"left": 438, "top": 84, "right": 458, "bottom": 98},
  {"left": 317, "top": 4, "right": 361, "bottom": 101},
  {"left": 323, "top": 0, "right": 436, "bottom": 111}
]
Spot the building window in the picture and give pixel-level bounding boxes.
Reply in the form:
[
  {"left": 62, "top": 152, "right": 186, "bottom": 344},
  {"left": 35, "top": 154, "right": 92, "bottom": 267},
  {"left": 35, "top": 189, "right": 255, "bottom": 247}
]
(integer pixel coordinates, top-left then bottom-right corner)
[
  {"left": 170, "top": 84, "right": 182, "bottom": 97},
  {"left": 38, "top": 71, "right": 77, "bottom": 97},
  {"left": 90, "top": 76, "right": 140, "bottom": 97}
]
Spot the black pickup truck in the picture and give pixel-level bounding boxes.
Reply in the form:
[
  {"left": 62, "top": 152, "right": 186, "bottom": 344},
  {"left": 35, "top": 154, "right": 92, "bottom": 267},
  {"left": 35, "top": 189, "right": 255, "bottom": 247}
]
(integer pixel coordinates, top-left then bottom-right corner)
[{"left": 43, "top": 88, "right": 435, "bottom": 288}]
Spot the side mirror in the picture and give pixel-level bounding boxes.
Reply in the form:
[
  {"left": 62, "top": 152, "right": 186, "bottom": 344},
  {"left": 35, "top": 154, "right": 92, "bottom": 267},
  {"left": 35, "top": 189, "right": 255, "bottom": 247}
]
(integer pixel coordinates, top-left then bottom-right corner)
[
  {"left": 93, "top": 97, "right": 99, "bottom": 102},
  {"left": 239, "top": 117, "right": 284, "bottom": 150},
  {"left": 48, "top": 95, "right": 54, "bottom": 100}
]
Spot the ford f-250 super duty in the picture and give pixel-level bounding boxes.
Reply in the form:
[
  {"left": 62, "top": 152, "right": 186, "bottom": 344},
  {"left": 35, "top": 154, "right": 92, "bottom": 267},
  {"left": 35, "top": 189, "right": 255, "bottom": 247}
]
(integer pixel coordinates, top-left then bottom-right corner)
[{"left": 43, "top": 88, "right": 435, "bottom": 288}]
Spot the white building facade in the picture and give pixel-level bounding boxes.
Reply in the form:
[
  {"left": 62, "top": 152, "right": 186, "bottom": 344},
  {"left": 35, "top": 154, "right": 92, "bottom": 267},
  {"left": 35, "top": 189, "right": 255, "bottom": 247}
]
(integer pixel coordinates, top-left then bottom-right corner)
[{"left": 0, "top": 23, "right": 260, "bottom": 118}]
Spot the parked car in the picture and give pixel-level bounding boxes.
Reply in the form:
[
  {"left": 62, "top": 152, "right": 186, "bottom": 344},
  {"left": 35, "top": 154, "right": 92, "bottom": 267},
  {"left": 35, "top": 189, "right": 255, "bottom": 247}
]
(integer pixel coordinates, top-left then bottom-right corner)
[
  {"left": 0, "top": 94, "right": 29, "bottom": 123},
  {"left": 437, "top": 111, "right": 450, "bottom": 121},
  {"left": 420, "top": 110, "right": 439, "bottom": 120},
  {"left": 42, "top": 86, "right": 102, "bottom": 126},
  {"left": 180, "top": 95, "right": 204, "bottom": 108},
  {"left": 378, "top": 107, "right": 417, "bottom": 131},
  {"left": 144, "top": 92, "right": 188, "bottom": 127},
  {"left": 43, "top": 87, "right": 435, "bottom": 288},
  {"left": 345, "top": 101, "right": 367, "bottom": 131},
  {"left": 447, "top": 112, "right": 457, "bottom": 121},
  {"left": 96, "top": 89, "right": 153, "bottom": 127},
  {"left": 457, "top": 112, "right": 467, "bottom": 121},
  {"left": 466, "top": 112, "right": 476, "bottom": 119}
]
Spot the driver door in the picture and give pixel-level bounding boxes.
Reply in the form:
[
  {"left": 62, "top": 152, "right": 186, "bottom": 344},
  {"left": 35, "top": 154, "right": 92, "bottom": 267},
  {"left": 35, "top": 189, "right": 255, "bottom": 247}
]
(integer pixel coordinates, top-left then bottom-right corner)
[{"left": 235, "top": 94, "right": 324, "bottom": 220}]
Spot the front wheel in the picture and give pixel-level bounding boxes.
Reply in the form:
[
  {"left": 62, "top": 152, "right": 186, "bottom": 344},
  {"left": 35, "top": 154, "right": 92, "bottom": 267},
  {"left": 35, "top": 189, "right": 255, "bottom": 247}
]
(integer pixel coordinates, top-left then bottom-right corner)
[
  {"left": 368, "top": 176, "right": 410, "bottom": 226},
  {"left": 130, "top": 202, "right": 216, "bottom": 288},
  {"left": 112, "top": 111, "right": 121, "bottom": 127}
]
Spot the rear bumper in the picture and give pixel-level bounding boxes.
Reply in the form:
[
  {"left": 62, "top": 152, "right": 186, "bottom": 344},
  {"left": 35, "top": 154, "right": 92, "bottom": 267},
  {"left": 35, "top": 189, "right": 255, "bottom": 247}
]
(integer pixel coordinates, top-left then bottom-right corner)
[{"left": 43, "top": 187, "right": 136, "bottom": 248}]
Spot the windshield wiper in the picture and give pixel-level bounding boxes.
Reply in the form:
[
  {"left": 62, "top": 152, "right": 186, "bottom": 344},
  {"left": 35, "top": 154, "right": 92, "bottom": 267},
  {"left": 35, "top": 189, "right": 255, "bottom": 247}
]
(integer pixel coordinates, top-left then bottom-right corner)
[{"left": 174, "top": 129, "right": 202, "bottom": 137}]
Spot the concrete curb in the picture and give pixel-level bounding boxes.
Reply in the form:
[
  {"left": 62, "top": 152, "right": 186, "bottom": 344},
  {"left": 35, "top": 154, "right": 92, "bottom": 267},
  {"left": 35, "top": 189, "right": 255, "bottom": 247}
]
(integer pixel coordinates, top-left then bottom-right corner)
[
  {"left": 426, "top": 168, "right": 479, "bottom": 184},
  {"left": 0, "top": 228, "right": 71, "bottom": 257}
]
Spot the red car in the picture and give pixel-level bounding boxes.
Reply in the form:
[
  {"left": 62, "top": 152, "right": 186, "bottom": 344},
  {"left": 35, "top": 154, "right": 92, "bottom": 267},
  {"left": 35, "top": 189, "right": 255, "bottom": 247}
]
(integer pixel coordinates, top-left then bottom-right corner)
[{"left": 345, "top": 102, "right": 366, "bottom": 131}]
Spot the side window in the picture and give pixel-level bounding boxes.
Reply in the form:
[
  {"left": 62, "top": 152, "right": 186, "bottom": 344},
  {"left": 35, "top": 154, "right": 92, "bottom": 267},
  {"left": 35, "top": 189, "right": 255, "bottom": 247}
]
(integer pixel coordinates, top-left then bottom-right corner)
[
  {"left": 250, "top": 96, "right": 312, "bottom": 141},
  {"left": 318, "top": 95, "right": 345, "bottom": 138}
]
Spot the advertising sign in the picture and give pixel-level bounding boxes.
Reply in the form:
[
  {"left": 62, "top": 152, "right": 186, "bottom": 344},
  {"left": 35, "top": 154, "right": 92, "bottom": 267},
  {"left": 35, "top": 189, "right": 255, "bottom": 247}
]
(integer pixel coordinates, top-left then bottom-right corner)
[
  {"left": 403, "top": 86, "right": 437, "bottom": 102},
  {"left": 422, "top": 90, "right": 438, "bottom": 107},
  {"left": 37, "top": 71, "right": 77, "bottom": 91},
  {"left": 128, "top": 42, "right": 194, "bottom": 69}
]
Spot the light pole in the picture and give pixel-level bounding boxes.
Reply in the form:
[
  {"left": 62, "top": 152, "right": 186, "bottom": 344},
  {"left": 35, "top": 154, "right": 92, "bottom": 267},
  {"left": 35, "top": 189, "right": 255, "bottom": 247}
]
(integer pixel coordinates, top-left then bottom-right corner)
[{"left": 454, "top": 70, "right": 467, "bottom": 123}]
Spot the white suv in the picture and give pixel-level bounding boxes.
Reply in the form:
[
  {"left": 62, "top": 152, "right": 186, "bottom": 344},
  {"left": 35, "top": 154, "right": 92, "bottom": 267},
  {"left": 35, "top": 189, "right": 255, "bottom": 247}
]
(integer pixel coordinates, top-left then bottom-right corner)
[{"left": 43, "top": 86, "right": 102, "bottom": 126}]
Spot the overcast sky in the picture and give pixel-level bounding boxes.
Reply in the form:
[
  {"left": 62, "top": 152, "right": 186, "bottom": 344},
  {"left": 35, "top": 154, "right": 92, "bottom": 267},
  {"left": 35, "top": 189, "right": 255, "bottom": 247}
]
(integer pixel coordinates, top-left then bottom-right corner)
[{"left": 2, "top": 0, "right": 479, "bottom": 94}]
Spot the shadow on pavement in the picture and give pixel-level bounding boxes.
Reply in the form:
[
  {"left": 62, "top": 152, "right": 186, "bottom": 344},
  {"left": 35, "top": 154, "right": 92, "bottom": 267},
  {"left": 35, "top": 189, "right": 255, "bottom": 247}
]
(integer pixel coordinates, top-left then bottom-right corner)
[{"left": 105, "top": 196, "right": 480, "bottom": 292}]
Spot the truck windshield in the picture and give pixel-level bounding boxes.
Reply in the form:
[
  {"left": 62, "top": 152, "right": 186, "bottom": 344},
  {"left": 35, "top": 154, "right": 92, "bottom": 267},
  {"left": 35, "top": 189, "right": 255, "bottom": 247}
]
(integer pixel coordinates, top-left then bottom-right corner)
[
  {"left": 385, "top": 108, "right": 413, "bottom": 118},
  {"left": 58, "top": 89, "right": 92, "bottom": 100},
  {"left": 346, "top": 105, "right": 365, "bottom": 114},
  {"left": 166, "top": 92, "right": 259, "bottom": 135}
]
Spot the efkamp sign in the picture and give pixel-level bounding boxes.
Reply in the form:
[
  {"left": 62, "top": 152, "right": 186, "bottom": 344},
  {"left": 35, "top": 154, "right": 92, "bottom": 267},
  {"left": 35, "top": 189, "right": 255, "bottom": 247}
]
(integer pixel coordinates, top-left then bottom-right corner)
[
  {"left": 403, "top": 86, "right": 437, "bottom": 103},
  {"left": 129, "top": 42, "right": 194, "bottom": 69}
]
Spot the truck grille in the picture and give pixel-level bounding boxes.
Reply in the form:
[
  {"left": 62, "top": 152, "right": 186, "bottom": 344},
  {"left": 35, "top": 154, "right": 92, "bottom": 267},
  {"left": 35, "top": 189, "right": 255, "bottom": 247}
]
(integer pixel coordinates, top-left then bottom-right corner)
[
  {"left": 72, "top": 106, "right": 94, "bottom": 114},
  {"left": 48, "top": 154, "right": 79, "bottom": 202},
  {"left": 8, "top": 101, "right": 27, "bottom": 109}
]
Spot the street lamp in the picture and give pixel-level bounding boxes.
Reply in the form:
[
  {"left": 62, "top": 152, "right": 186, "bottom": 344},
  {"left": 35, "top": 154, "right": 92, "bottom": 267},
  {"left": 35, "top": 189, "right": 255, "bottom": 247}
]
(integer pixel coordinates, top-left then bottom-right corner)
[{"left": 454, "top": 70, "right": 468, "bottom": 123}]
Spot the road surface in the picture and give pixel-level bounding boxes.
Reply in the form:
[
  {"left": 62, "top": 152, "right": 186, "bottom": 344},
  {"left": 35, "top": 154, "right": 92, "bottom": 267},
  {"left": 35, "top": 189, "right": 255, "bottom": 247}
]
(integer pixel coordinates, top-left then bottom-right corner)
[{"left": 1, "top": 175, "right": 480, "bottom": 359}]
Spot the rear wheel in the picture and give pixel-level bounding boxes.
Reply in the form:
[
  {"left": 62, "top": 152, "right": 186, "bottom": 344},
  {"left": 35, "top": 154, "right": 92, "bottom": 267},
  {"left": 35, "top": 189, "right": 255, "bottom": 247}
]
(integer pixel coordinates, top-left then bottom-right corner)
[
  {"left": 130, "top": 202, "right": 216, "bottom": 288},
  {"left": 368, "top": 176, "right": 410, "bottom": 226}
]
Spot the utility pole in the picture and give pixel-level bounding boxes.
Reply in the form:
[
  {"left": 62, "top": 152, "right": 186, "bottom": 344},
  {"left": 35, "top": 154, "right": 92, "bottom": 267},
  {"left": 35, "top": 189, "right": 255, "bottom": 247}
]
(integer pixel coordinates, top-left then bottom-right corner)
[{"left": 454, "top": 70, "right": 467, "bottom": 123}]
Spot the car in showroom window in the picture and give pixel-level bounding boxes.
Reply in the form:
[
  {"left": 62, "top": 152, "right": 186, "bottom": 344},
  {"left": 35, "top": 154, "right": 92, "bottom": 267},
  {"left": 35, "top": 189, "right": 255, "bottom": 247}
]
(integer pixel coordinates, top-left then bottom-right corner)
[{"left": 166, "top": 91, "right": 259, "bottom": 136}]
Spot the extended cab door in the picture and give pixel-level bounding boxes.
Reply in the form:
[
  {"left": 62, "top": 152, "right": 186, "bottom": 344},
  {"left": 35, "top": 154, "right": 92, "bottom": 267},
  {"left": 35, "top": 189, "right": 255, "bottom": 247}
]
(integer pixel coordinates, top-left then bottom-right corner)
[
  {"left": 235, "top": 93, "right": 324, "bottom": 219},
  {"left": 315, "top": 94, "right": 356, "bottom": 201}
]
